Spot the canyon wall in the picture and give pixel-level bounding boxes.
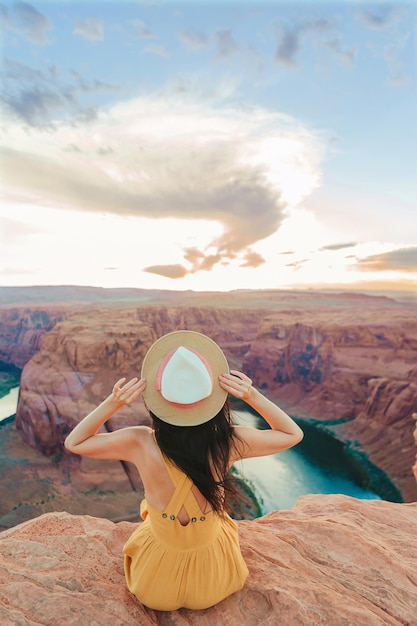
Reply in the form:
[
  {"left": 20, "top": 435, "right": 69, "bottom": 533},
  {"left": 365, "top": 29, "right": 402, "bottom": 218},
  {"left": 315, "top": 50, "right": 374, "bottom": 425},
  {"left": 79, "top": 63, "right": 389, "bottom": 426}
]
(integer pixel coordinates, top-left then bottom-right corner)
[
  {"left": 0, "top": 306, "right": 68, "bottom": 368},
  {"left": 243, "top": 314, "right": 417, "bottom": 500},
  {"left": 10, "top": 299, "right": 417, "bottom": 502},
  {"left": 14, "top": 306, "right": 263, "bottom": 458}
]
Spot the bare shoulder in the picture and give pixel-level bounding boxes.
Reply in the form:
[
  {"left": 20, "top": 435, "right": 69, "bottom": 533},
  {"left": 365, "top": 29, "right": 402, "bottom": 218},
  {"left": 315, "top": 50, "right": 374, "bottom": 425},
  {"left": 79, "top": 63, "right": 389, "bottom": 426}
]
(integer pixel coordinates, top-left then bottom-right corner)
[{"left": 124, "top": 425, "right": 153, "bottom": 447}]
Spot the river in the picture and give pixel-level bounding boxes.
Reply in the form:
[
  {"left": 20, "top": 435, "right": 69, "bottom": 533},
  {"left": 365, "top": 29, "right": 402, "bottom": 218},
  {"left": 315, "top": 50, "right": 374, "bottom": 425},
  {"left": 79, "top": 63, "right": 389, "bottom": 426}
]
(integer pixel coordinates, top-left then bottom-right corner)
[
  {"left": 233, "top": 410, "right": 381, "bottom": 513},
  {"left": 0, "top": 387, "right": 19, "bottom": 422},
  {"left": 0, "top": 389, "right": 385, "bottom": 512}
]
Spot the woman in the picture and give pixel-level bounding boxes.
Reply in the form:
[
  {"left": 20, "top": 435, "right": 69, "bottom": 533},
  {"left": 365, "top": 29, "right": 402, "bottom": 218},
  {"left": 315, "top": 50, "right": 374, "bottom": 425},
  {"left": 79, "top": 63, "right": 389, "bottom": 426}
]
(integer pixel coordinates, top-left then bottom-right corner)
[{"left": 65, "top": 330, "right": 303, "bottom": 611}]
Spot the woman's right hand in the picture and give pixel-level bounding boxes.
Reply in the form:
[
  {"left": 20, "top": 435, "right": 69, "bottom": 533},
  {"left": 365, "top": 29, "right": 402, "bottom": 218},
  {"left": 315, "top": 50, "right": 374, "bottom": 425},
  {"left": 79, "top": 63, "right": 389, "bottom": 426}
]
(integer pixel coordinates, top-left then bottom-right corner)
[
  {"left": 219, "top": 370, "right": 254, "bottom": 401},
  {"left": 112, "top": 377, "right": 146, "bottom": 406}
]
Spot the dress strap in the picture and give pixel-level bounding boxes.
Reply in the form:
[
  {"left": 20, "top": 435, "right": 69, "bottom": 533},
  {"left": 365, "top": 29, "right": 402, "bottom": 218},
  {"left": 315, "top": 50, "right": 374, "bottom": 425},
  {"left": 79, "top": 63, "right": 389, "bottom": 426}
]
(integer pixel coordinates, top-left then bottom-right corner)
[
  {"left": 166, "top": 473, "right": 192, "bottom": 514},
  {"left": 162, "top": 457, "right": 206, "bottom": 518}
]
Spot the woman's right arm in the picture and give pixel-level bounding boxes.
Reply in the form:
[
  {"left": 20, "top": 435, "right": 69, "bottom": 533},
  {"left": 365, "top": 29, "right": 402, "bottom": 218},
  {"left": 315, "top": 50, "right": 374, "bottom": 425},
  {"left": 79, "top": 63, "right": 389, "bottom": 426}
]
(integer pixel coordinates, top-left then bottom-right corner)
[{"left": 219, "top": 370, "right": 304, "bottom": 459}]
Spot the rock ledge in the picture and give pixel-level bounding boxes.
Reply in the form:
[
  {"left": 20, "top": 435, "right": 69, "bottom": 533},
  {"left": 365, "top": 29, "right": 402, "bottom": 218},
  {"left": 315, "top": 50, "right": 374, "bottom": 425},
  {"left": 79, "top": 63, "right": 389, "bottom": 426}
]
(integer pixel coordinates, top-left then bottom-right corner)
[{"left": 1, "top": 494, "right": 416, "bottom": 625}]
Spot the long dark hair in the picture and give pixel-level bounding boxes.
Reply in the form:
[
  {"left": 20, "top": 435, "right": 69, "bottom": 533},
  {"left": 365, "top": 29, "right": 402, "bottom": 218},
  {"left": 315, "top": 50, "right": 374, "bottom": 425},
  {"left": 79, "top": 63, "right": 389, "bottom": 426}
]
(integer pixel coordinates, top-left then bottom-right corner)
[{"left": 151, "top": 400, "right": 243, "bottom": 514}]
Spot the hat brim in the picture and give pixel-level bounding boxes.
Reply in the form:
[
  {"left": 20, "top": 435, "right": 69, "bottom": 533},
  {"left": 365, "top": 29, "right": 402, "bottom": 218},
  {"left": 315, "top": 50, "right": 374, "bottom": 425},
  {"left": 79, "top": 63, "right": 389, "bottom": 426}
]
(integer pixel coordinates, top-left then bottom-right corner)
[{"left": 141, "top": 331, "right": 229, "bottom": 426}]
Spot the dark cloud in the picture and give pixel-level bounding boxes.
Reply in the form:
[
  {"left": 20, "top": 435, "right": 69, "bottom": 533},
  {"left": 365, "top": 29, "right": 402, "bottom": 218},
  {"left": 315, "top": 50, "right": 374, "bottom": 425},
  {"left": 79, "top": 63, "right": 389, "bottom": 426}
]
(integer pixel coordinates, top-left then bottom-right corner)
[
  {"left": 275, "top": 29, "right": 300, "bottom": 67},
  {"left": 0, "top": 57, "right": 118, "bottom": 127},
  {"left": 143, "top": 264, "right": 188, "bottom": 279},
  {"left": 320, "top": 242, "right": 357, "bottom": 251},
  {"left": 357, "top": 7, "right": 402, "bottom": 30},
  {"left": 73, "top": 17, "right": 104, "bottom": 42},
  {"left": 179, "top": 29, "right": 208, "bottom": 50},
  {"left": 1, "top": 1, "right": 51, "bottom": 45},
  {"left": 355, "top": 247, "right": 417, "bottom": 273},
  {"left": 215, "top": 29, "right": 238, "bottom": 59},
  {"left": 2, "top": 85, "right": 70, "bottom": 127},
  {"left": 275, "top": 18, "right": 333, "bottom": 67}
]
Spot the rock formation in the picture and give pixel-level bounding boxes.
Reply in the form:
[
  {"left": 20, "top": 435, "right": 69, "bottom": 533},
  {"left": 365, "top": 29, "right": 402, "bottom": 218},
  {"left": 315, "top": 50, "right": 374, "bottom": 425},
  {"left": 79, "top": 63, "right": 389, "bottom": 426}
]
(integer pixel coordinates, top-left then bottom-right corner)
[
  {"left": 0, "top": 306, "right": 67, "bottom": 368},
  {"left": 243, "top": 316, "right": 417, "bottom": 501},
  {"left": 1, "top": 494, "right": 416, "bottom": 625}
]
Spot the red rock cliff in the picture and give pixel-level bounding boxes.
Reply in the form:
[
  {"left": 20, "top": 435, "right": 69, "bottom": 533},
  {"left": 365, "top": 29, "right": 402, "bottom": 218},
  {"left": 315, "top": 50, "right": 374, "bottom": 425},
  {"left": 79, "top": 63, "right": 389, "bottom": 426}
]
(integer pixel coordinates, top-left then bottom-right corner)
[
  {"left": 243, "top": 315, "right": 417, "bottom": 500},
  {"left": 1, "top": 495, "right": 416, "bottom": 625},
  {"left": 0, "top": 306, "right": 67, "bottom": 367},
  {"left": 14, "top": 306, "right": 263, "bottom": 457}
]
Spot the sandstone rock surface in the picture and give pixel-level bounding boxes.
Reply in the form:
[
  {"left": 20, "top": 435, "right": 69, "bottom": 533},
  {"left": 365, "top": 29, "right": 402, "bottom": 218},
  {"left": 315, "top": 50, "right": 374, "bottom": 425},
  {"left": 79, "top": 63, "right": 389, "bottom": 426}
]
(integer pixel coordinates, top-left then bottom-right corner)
[{"left": 1, "top": 494, "right": 416, "bottom": 626}]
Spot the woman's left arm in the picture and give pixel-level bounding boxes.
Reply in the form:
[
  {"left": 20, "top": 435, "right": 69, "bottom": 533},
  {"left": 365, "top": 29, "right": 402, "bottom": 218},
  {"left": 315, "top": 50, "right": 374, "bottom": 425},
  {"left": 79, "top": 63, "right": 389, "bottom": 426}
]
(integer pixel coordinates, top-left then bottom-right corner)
[{"left": 64, "top": 377, "right": 146, "bottom": 461}]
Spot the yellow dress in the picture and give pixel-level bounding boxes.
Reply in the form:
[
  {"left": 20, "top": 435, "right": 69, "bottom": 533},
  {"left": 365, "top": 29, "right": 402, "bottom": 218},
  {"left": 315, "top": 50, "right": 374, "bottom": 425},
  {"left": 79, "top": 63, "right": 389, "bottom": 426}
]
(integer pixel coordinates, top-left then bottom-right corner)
[{"left": 123, "top": 455, "right": 249, "bottom": 611}]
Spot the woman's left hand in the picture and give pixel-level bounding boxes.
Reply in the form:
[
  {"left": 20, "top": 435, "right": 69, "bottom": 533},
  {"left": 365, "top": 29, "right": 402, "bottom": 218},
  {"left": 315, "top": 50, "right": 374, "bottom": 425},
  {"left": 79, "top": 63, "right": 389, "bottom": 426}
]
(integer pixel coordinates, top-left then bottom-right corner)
[
  {"left": 219, "top": 370, "right": 253, "bottom": 401},
  {"left": 112, "top": 377, "right": 146, "bottom": 405}
]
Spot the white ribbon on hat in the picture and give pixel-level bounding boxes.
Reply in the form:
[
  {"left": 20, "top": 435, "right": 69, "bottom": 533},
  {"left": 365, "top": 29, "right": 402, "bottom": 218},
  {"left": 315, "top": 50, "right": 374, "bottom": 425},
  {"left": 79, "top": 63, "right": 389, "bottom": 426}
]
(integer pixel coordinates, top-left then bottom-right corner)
[{"left": 159, "top": 346, "right": 213, "bottom": 405}]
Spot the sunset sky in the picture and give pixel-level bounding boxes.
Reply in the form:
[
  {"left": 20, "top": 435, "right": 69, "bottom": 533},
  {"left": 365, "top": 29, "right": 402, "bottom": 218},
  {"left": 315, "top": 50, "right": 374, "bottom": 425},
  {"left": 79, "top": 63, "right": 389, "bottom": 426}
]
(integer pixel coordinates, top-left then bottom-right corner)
[{"left": 1, "top": 0, "right": 416, "bottom": 294}]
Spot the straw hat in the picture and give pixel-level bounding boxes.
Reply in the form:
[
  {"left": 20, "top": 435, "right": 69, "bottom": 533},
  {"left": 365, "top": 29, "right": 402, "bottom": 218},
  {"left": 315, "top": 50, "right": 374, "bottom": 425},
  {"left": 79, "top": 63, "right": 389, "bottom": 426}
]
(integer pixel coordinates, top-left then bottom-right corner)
[{"left": 141, "top": 330, "right": 229, "bottom": 426}]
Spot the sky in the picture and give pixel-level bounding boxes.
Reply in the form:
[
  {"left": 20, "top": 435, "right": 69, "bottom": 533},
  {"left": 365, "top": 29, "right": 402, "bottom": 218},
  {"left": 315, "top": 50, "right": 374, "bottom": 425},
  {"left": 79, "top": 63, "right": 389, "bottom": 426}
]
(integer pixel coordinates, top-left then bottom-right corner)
[{"left": 0, "top": 0, "right": 416, "bottom": 294}]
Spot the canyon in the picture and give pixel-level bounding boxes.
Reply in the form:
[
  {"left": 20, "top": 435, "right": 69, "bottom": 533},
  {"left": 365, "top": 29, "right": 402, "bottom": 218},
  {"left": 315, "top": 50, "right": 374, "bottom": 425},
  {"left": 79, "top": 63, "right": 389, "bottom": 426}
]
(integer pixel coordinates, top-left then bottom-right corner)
[{"left": 0, "top": 287, "right": 416, "bottom": 531}]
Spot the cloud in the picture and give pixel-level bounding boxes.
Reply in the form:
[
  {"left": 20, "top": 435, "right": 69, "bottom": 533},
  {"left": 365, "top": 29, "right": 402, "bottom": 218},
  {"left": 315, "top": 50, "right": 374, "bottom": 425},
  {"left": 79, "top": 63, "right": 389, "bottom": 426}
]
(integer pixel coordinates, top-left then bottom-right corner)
[
  {"left": 356, "top": 5, "right": 412, "bottom": 85},
  {"left": 324, "top": 38, "right": 358, "bottom": 66},
  {"left": 0, "top": 265, "right": 35, "bottom": 276},
  {"left": 275, "top": 29, "right": 300, "bottom": 67},
  {"left": 215, "top": 30, "right": 238, "bottom": 59},
  {"left": 0, "top": 95, "right": 322, "bottom": 277},
  {"left": 320, "top": 242, "right": 357, "bottom": 252},
  {"left": 143, "top": 264, "right": 188, "bottom": 279},
  {"left": 239, "top": 250, "right": 265, "bottom": 269},
  {"left": 0, "top": 57, "right": 118, "bottom": 127},
  {"left": 357, "top": 7, "right": 403, "bottom": 30},
  {"left": 73, "top": 17, "right": 104, "bottom": 42},
  {"left": 274, "top": 17, "right": 333, "bottom": 68},
  {"left": 144, "top": 43, "right": 169, "bottom": 57},
  {"left": 1, "top": 84, "right": 69, "bottom": 128},
  {"left": 179, "top": 29, "right": 208, "bottom": 50},
  {"left": 285, "top": 259, "right": 309, "bottom": 270},
  {"left": 0, "top": 215, "right": 41, "bottom": 244},
  {"left": 130, "top": 19, "right": 156, "bottom": 39},
  {"left": 383, "top": 29, "right": 412, "bottom": 86},
  {"left": 354, "top": 247, "right": 417, "bottom": 273},
  {"left": 1, "top": 1, "right": 51, "bottom": 44}
]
